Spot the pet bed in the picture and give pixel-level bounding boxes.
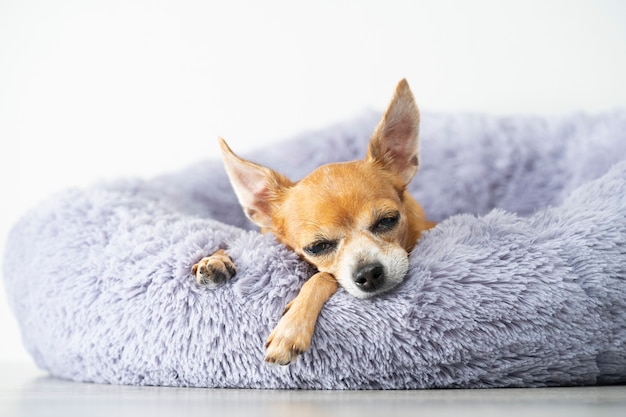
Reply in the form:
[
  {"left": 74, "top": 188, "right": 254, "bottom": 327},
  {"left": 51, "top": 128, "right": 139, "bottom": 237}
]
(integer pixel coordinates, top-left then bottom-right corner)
[{"left": 4, "top": 110, "right": 626, "bottom": 389}]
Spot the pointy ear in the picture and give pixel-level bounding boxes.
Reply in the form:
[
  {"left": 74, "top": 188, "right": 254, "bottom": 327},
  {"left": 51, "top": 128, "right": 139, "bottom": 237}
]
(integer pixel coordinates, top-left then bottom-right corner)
[
  {"left": 366, "top": 78, "right": 421, "bottom": 185},
  {"left": 219, "top": 137, "right": 293, "bottom": 229}
]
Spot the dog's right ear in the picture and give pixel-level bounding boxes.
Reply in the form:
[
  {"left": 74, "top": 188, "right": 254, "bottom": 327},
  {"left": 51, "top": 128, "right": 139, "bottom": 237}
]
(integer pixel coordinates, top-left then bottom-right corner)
[{"left": 218, "top": 138, "right": 292, "bottom": 229}]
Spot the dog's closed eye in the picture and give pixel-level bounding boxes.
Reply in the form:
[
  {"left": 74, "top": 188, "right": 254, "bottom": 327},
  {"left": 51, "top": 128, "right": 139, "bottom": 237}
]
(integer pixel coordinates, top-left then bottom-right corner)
[
  {"left": 370, "top": 212, "right": 400, "bottom": 234},
  {"left": 304, "top": 240, "right": 337, "bottom": 256}
]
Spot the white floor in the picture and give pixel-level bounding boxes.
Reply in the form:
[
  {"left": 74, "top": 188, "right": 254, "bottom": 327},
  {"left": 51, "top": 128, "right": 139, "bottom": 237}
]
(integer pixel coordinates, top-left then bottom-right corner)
[{"left": 1, "top": 362, "right": 625, "bottom": 417}]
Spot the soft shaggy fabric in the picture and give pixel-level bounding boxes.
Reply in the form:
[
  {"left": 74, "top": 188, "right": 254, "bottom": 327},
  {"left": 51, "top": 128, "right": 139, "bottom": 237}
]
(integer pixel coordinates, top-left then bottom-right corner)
[{"left": 4, "top": 111, "right": 626, "bottom": 389}]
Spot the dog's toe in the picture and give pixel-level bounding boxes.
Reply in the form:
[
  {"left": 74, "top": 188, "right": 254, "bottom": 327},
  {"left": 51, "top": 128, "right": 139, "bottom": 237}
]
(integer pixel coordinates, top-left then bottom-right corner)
[
  {"left": 264, "top": 316, "right": 311, "bottom": 365},
  {"left": 197, "top": 268, "right": 227, "bottom": 286},
  {"left": 264, "top": 344, "right": 305, "bottom": 366},
  {"left": 192, "top": 252, "right": 236, "bottom": 287}
]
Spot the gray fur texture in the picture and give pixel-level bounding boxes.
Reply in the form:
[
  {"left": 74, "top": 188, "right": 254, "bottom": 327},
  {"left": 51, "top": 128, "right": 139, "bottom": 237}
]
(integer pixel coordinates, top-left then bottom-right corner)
[{"left": 4, "top": 111, "right": 626, "bottom": 388}]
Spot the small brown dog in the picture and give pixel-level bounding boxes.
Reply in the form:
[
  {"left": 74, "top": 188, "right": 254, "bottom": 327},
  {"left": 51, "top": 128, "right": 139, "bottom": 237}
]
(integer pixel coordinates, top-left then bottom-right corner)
[{"left": 193, "top": 79, "right": 435, "bottom": 365}]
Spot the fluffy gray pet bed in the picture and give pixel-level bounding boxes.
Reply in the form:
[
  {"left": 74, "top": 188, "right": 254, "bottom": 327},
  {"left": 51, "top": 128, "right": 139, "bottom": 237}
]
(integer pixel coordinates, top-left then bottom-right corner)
[{"left": 4, "top": 111, "right": 626, "bottom": 389}]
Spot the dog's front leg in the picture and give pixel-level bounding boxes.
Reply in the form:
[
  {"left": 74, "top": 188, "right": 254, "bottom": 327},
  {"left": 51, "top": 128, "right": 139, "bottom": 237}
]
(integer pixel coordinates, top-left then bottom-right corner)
[{"left": 265, "top": 271, "right": 338, "bottom": 365}]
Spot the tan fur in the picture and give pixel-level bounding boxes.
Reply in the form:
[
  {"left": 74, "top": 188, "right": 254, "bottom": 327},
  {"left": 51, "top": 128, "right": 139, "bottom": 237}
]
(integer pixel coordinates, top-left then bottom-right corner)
[
  {"left": 192, "top": 79, "right": 435, "bottom": 365},
  {"left": 265, "top": 271, "right": 338, "bottom": 364}
]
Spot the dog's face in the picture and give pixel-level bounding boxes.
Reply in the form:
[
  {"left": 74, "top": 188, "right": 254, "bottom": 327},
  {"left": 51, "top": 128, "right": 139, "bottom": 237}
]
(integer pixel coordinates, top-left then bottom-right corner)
[
  {"left": 270, "top": 160, "right": 421, "bottom": 297},
  {"left": 219, "top": 79, "right": 430, "bottom": 298}
]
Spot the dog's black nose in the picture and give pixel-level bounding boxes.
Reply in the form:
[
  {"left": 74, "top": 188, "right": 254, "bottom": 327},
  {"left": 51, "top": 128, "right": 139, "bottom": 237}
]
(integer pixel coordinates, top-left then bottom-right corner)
[{"left": 354, "top": 263, "right": 384, "bottom": 292}]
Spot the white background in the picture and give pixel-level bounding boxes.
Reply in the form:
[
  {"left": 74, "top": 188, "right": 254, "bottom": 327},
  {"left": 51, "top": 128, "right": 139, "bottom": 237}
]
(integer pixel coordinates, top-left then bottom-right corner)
[{"left": 1, "top": 0, "right": 625, "bottom": 364}]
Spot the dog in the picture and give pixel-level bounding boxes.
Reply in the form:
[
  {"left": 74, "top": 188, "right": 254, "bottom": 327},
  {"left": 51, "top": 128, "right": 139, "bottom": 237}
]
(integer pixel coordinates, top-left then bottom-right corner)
[{"left": 192, "top": 79, "right": 435, "bottom": 365}]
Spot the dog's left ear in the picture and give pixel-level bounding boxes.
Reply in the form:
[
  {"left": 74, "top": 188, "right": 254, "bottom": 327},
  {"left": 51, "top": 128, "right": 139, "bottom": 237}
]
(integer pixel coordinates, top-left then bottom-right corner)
[{"left": 366, "top": 78, "right": 420, "bottom": 185}]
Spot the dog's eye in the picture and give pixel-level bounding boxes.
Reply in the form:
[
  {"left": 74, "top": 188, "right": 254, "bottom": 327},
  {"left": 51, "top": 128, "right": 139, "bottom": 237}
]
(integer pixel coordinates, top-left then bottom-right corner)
[
  {"left": 304, "top": 240, "right": 337, "bottom": 256},
  {"left": 371, "top": 213, "right": 400, "bottom": 233}
]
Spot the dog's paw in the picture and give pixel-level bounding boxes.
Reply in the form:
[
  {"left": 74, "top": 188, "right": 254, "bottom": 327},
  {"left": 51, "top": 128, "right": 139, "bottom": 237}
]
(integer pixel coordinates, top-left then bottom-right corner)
[
  {"left": 192, "top": 249, "right": 236, "bottom": 287},
  {"left": 264, "top": 300, "right": 311, "bottom": 365}
]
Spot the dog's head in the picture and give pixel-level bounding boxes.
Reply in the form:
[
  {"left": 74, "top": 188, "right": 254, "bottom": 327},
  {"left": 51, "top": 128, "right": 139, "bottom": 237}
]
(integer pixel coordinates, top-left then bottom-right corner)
[{"left": 219, "top": 79, "right": 431, "bottom": 298}]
